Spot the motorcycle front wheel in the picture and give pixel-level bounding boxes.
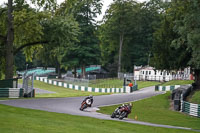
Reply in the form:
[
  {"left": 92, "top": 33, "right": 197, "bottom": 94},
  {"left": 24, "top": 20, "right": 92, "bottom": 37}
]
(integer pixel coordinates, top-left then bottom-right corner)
[
  {"left": 111, "top": 112, "right": 116, "bottom": 118},
  {"left": 80, "top": 103, "right": 87, "bottom": 111}
]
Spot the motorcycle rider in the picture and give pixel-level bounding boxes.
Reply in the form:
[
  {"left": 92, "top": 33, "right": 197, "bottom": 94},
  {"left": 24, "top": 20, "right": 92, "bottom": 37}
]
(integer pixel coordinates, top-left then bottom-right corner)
[
  {"left": 118, "top": 103, "right": 132, "bottom": 110},
  {"left": 82, "top": 95, "right": 93, "bottom": 107},
  {"left": 119, "top": 103, "right": 132, "bottom": 117},
  {"left": 111, "top": 102, "right": 133, "bottom": 119},
  {"left": 125, "top": 103, "right": 132, "bottom": 117}
]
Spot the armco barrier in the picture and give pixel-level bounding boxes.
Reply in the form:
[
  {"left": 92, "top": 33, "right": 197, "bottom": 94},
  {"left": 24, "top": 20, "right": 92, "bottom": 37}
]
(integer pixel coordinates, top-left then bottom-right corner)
[
  {"left": 155, "top": 84, "right": 200, "bottom": 118},
  {"left": 0, "top": 88, "right": 24, "bottom": 98},
  {"left": 35, "top": 77, "right": 137, "bottom": 93},
  {"left": 181, "top": 101, "right": 200, "bottom": 117}
]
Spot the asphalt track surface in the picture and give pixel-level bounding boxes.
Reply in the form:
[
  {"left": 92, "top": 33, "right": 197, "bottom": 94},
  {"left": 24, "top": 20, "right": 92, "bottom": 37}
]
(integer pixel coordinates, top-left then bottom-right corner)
[{"left": 0, "top": 86, "right": 199, "bottom": 132}]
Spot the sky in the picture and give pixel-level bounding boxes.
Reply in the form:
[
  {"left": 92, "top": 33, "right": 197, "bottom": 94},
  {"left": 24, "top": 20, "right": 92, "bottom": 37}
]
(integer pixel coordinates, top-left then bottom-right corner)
[{"left": 0, "top": 0, "right": 147, "bottom": 21}]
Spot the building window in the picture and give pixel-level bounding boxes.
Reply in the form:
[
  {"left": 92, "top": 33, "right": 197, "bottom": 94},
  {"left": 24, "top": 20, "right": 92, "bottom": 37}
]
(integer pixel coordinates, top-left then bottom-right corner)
[
  {"left": 149, "top": 71, "right": 151, "bottom": 75},
  {"left": 161, "top": 72, "right": 162, "bottom": 75},
  {"left": 143, "top": 71, "right": 144, "bottom": 74},
  {"left": 146, "top": 71, "right": 148, "bottom": 75},
  {"left": 155, "top": 71, "right": 157, "bottom": 75}
]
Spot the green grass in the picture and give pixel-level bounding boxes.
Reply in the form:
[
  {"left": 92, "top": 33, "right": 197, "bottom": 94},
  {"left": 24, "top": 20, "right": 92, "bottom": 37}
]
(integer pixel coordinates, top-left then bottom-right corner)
[
  {"left": 18, "top": 79, "right": 193, "bottom": 98},
  {"left": 189, "top": 89, "right": 200, "bottom": 104},
  {"left": 98, "top": 92, "right": 200, "bottom": 130},
  {"left": 137, "top": 81, "right": 160, "bottom": 89},
  {"left": 0, "top": 104, "right": 197, "bottom": 133},
  {"left": 89, "top": 79, "right": 160, "bottom": 89},
  {"left": 18, "top": 79, "right": 159, "bottom": 98},
  {"left": 19, "top": 80, "right": 110, "bottom": 98},
  {"left": 89, "top": 79, "right": 192, "bottom": 89},
  {"left": 89, "top": 79, "right": 193, "bottom": 89},
  {"left": 89, "top": 78, "right": 123, "bottom": 88},
  {"left": 161, "top": 80, "right": 194, "bottom": 86}
]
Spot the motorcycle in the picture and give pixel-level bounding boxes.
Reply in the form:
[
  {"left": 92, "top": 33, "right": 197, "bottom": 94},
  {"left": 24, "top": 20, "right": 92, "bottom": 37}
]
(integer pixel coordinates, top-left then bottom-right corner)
[
  {"left": 111, "top": 105, "right": 131, "bottom": 120},
  {"left": 111, "top": 107, "right": 121, "bottom": 118},
  {"left": 80, "top": 98, "right": 92, "bottom": 111}
]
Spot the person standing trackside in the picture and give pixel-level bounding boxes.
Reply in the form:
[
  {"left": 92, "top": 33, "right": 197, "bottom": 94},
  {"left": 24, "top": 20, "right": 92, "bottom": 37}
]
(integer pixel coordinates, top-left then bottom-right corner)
[{"left": 128, "top": 82, "right": 133, "bottom": 92}]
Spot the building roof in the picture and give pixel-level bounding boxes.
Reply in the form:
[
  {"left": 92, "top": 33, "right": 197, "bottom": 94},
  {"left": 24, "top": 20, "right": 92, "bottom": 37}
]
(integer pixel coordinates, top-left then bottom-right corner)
[{"left": 134, "top": 66, "right": 154, "bottom": 71}]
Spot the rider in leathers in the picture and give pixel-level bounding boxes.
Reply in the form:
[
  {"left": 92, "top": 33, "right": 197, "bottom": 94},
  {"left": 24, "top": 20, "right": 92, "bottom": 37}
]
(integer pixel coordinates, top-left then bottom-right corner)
[{"left": 83, "top": 95, "right": 93, "bottom": 107}]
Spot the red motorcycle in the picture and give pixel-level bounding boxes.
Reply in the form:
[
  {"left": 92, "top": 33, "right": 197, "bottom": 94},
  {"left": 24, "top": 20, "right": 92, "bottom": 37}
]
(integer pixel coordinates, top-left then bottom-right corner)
[
  {"left": 111, "top": 104, "right": 132, "bottom": 120},
  {"left": 80, "top": 98, "right": 92, "bottom": 111}
]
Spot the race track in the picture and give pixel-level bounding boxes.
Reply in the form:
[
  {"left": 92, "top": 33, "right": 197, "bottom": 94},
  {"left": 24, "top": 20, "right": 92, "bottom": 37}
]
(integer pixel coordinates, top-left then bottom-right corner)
[{"left": 0, "top": 86, "right": 197, "bottom": 131}]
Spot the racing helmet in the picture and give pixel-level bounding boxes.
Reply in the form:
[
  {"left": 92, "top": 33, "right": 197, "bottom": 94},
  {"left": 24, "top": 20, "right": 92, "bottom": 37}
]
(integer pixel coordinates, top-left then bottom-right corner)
[{"left": 89, "top": 95, "right": 93, "bottom": 99}]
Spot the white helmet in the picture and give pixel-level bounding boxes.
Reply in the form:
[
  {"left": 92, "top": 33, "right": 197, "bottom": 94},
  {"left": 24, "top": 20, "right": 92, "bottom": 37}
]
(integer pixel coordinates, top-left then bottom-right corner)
[{"left": 89, "top": 95, "right": 93, "bottom": 99}]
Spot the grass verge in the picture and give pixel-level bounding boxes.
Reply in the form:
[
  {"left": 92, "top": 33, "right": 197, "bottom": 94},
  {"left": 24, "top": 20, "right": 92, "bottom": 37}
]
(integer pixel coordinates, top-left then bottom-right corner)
[
  {"left": 0, "top": 104, "right": 197, "bottom": 133},
  {"left": 19, "top": 79, "right": 160, "bottom": 98},
  {"left": 19, "top": 80, "right": 110, "bottom": 98},
  {"left": 137, "top": 81, "right": 160, "bottom": 89},
  {"left": 89, "top": 78, "right": 123, "bottom": 88},
  {"left": 161, "top": 80, "right": 194, "bottom": 86},
  {"left": 98, "top": 92, "right": 200, "bottom": 130},
  {"left": 189, "top": 89, "right": 200, "bottom": 104},
  {"left": 90, "top": 79, "right": 160, "bottom": 89}
]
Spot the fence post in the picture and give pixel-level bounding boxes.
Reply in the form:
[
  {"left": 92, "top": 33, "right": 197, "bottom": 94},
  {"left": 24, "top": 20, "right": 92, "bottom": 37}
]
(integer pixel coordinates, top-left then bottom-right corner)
[
  {"left": 31, "top": 74, "right": 34, "bottom": 97},
  {"left": 180, "top": 94, "right": 183, "bottom": 112}
]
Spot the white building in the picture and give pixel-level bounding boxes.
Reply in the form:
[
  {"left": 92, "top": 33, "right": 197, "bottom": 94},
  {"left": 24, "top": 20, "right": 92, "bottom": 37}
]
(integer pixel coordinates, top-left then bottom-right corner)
[{"left": 134, "top": 66, "right": 192, "bottom": 81}]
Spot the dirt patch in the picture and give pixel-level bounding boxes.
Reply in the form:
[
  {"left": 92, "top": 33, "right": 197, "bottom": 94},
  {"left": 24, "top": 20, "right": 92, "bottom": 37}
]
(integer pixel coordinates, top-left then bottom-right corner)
[{"left": 168, "top": 95, "right": 174, "bottom": 111}]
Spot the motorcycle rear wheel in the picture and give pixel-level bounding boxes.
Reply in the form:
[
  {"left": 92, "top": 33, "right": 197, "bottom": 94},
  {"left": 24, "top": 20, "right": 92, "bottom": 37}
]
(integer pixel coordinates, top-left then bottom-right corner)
[{"left": 80, "top": 104, "right": 87, "bottom": 111}]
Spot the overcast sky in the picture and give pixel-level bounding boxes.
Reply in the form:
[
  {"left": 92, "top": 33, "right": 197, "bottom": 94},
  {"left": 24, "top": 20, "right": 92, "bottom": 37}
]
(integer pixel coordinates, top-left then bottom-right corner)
[{"left": 0, "top": 0, "right": 147, "bottom": 20}]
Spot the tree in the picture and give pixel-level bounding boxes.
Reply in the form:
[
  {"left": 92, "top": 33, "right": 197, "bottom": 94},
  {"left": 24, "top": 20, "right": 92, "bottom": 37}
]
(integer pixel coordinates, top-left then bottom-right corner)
[
  {"left": 6, "top": 0, "right": 14, "bottom": 79},
  {"left": 151, "top": 0, "right": 200, "bottom": 87},
  {"left": 173, "top": 0, "right": 200, "bottom": 87},
  {"left": 99, "top": 0, "right": 139, "bottom": 74},
  {"left": 0, "top": 0, "right": 56, "bottom": 79},
  {"left": 0, "top": 6, "right": 7, "bottom": 79},
  {"left": 57, "top": 0, "right": 102, "bottom": 78},
  {"left": 35, "top": 15, "right": 80, "bottom": 78},
  {"left": 99, "top": 0, "right": 161, "bottom": 74}
]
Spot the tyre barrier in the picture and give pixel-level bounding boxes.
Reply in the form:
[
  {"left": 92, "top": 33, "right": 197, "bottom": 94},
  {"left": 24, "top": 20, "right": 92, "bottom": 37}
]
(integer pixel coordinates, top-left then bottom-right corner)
[{"left": 35, "top": 77, "right": 137, "bottom": 93}]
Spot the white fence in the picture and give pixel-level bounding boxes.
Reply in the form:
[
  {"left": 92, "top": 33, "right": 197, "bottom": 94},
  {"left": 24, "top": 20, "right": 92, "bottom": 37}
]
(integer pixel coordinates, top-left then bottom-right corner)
[{"left": 133, "top": 74, "right": 190, "bottom": 82}]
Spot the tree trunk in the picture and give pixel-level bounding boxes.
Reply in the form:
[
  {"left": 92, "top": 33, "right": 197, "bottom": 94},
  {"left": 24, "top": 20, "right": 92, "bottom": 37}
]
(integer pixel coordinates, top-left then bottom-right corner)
[
  {"left": 5, "top": 0, "right": 14, "bottom": 79},
  {"left": 74, "top": 67, "right": 77, "bottom": 78},
  {"left": 57, "top": 63, "right": 61, "bottom": 79},
  {"left": 81, "top": 65, "right": 86, "bottom": 79},
  {"left": 118, "top": 32, "right": 124, "bottom": 75},
  {"left": 194, "top": 69, "right": 200, "bottom": 89}
]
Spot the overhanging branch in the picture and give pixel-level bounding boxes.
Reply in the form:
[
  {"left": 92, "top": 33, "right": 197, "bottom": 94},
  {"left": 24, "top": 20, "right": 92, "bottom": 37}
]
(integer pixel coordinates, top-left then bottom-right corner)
[{"left": 14, "top": 41, "right": 48, "bottom": 55}]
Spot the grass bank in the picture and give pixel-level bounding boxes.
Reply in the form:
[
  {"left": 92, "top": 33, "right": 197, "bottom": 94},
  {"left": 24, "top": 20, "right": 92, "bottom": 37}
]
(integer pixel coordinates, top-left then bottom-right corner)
[
  {"left": 159, "top": 80, "right": 200, "bottom": 104},
  {"left": 90, "top": 79, "right": 160, "bottom": 89},
  {"left": 98, "top": 92, "right": 200, "bottom": 130},
  {"left": 189, "top": 90, "right": 200, "bottom": 104},
  {"left": 19, "top": 80, "right": 109, "bottom": 98},
  {"left": 0, "top": 104, "right": 197, "bottom": 133},
  {"left": 137, "top": 81, "right": 160, "bottom": 89},
  {"left": 161, "top": 80, "right": 194, "bottom": 86}
]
